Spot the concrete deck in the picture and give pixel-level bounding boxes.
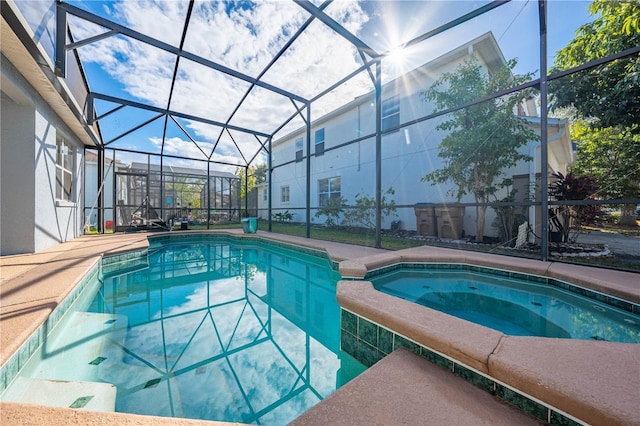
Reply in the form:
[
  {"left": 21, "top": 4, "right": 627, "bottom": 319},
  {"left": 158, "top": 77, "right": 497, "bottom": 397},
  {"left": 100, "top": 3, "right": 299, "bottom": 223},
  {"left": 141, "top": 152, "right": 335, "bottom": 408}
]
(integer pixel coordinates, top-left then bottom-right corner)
[
  {"left": 1, "top": 230, "right": 639, "bottom": 425},
  {"left": 291, "top": 348, "right": 540, "bottom": 426}
]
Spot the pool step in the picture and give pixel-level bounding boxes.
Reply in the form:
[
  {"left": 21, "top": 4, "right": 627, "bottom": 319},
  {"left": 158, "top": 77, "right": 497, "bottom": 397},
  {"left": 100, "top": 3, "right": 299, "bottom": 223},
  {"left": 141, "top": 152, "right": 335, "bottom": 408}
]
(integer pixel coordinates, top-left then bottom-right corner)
[
  {"left": 1, "top": 377, "right": 116, "bottom": 412},
  {"left": 290, "top": 348, "right": 540, "bottom": 425},
  {"left": 25, "top": 311, "right": 128, "bottom": 383}
]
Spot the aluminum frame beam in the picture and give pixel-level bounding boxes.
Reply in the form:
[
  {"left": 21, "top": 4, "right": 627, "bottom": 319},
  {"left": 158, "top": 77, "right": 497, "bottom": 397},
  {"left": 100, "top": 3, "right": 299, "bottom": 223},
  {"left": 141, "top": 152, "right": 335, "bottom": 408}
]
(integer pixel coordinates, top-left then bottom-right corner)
[
  {"left": 56, "top": 2, "right": 307, "bottom": 104},
  {"left": 90, "top": 92, "right": 271, "bottom": 138},
  {"left": 293, "top": 0, "right": 379, "bottom": 59}
]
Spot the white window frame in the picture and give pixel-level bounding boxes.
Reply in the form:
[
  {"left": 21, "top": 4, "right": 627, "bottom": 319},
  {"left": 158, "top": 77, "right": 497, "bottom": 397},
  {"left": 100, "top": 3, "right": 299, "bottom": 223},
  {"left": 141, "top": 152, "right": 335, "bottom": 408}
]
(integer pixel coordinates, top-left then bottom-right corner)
[
  {"left": 318, "top": 177, "right": 341, "bottom": 206},
  {"left": 315, "top": 128, "right": 325, "bottom": 156},
  {"left": 281, "top": 185, "right": 290, "bottom": 203},
  {"left": 56, "top": 134, "right": 74, "bottom": 202},
  {"left": 295, "top": 137, "right": 303, "bottom": 162},
  {"left": 382, "top": 96, "right": 400, "bottom": 133}
]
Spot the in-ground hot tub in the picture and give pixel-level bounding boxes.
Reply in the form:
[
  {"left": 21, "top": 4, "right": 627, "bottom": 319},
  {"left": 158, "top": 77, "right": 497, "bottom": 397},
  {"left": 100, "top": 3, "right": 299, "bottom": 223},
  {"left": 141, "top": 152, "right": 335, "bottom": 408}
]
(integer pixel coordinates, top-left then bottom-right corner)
[
  {"left": 336, "top": 245, "right": 640, "bottom": 425},
  {"left": 368, "top": 264, "right": 640, "bottom": 343}
]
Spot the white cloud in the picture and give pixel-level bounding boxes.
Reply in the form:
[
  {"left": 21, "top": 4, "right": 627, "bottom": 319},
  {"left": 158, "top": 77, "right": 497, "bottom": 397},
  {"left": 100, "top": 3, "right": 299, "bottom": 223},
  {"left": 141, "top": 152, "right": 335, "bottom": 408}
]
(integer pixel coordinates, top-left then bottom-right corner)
[{"left": 68, "top": 0, "right": 373, "bottom": 162}]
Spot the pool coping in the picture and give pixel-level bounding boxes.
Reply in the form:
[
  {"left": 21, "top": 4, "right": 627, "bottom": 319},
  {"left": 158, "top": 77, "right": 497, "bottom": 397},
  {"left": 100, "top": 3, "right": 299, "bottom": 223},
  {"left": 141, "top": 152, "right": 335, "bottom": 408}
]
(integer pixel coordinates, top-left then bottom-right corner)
[
  {"left": 1, "top": 231, "right": 638, "bottom": 425},
  {"left": 335, "top": 244, "right": 640, "bottom": 425}
]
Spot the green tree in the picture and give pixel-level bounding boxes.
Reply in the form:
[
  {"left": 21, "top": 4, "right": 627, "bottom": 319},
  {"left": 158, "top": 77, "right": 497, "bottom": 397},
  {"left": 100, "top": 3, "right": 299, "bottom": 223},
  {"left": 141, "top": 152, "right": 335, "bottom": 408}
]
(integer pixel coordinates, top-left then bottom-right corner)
[
  {"left": 235, "top": 163, "right": 267, "bottom": 201},
  {"left": 550, "top": 0, "right": 640, "bottom": 225},
  {"left": 421, "top": 58, "right": 537, "bottom": 242},
  {"left": 550, "top": 0, "right": 640, "bottom": 131},
  {"left": 569, "top": 122, "right": 640, "bottom": 225}
]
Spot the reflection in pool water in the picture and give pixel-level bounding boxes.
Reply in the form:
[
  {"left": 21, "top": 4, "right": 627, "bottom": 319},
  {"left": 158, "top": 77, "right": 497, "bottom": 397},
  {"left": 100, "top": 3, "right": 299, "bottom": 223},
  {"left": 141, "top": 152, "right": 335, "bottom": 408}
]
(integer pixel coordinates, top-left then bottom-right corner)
[
  {"left": 4, "top": 240, "right": 365, "bottom": 424},
  {"left": 371, "top": 268, "right": 640, "bottom": 343}
]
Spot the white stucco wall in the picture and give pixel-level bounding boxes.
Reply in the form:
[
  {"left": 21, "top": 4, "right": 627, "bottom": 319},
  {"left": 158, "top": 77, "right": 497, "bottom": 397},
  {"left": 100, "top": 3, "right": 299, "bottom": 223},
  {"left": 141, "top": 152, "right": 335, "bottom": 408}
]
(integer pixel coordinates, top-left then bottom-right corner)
[
  {"left": 261, "top": 36, "right": 571, "bottom": 239},
  {"left": 1, "top": 93, "right": 36, "bottom": 255},
  {"left": 1, "top": 59, "right": 85, "bottom": 254}
]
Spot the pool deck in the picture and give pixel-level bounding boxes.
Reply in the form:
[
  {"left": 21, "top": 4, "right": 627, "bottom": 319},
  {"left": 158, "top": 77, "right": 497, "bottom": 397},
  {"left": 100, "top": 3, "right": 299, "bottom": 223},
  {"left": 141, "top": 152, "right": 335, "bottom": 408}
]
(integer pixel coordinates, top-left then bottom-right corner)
[{"left": 1, "top": 230, "right": 639, "bottom": 425}]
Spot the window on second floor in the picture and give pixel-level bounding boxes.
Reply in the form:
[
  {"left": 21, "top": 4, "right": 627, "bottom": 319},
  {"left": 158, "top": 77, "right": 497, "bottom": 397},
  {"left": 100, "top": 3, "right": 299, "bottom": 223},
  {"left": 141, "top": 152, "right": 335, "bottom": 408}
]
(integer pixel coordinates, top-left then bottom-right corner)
[
  {"left": 318, "top": 177, "right": 340, "bottom": 206},
  {"left": 315, "top": 128, "right": 325, "bottom": 156},
  {"left": 281, "top": 185, "right": 290, "bottom": 203},
  {"left": 56, "top": 134, "right": 74, "bottom": 202},
  {"left": 382, "top": 96, "right": 400, "bottom": 133},
  {"left": 295, "top": 137, "right": 303, "bottom": 162},
  {"left": 263, "top": 188, "right": 268, "bottom": 201}
]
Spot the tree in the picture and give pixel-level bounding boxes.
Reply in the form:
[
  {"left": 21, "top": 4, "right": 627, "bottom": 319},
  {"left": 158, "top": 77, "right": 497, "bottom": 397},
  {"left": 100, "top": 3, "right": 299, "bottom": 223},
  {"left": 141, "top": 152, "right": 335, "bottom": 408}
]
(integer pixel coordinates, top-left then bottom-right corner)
[
  {"left": 235, "top": 163, "right": 267, "bottom": 201},
  {"left": 550, "top": 0, "right": 640, "bottom": 226},
  {"left": 421, "top": 58, "right": 536, "bottom": 242},
  {"left": 569, "top": 122, "right": 640, "bottom": 225},
  {"left": 550, "top": 0, "right": 640, "bottom": 131}
]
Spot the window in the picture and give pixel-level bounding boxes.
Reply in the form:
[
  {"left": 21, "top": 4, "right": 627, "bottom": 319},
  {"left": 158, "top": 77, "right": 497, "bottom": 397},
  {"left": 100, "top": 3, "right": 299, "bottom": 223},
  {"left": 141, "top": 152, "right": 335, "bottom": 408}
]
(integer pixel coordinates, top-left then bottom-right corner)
[
  {"left": 56, "top": 134, "right": 74, "bottom": 201},
  {"left": 281, "top": 185, "right": 290, "bottom": 203},
  {"left": 318, "top": 177, "right": 341, "bottom": 206},
  {"left": 382, "top": 96, "right": 400, "bottom": 133},
  {"left": 315, "top": 128, "right": 325, "bottom": 155},
  {"left": 263, "top": 188, "right": 268, "bottom": 201},
  {"left": 295, "top": 137, "right": 303, "bottom": 162}
]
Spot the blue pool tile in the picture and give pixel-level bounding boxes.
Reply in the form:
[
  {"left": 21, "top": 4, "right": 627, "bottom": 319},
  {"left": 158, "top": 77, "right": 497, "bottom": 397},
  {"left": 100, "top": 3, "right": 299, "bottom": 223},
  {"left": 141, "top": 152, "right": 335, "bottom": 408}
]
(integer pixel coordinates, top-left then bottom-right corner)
[
  {"left": 144, "top": 378, "right": 161, "bottom": 389},
  {"left": 70, "top": 395, "right": 94, "bottom": 409},
  {"left": 550, "top": 410, "right": 582, "bottom": 426},
  {"left": 453, "top": 364, "right": 494, "bottom": 393},
  {"left": 419, "top": 346, "right": 454, "bottom": 371},
  {"left": 495, "top": 383, "right": 548, "bottom": 422},
  {"left": 393, "top": 335, "right": 420, "bottom": 355},
  {"left": 356, "top": 340, "right": 382, "bottom": 367},
  {"left": 88, "top": 356, "right": 107, "bottom": 366},
  {"left": 606, "top": 297, "right": 634, "bottom": 313},
  {"left": 378, "top": 327, "right": 394, "bottom": 355},
  {"left": 341, "top": 310, "right": 357, "bottom": 335},
  {"left": 358, "top": 318, "right": 378, "bottom": 347},
  {"left": 2, "top": 357, "right": 18, "bottom": 393},
  {"left": 340, "top": 331, "right": 357, "bottom": 357}
]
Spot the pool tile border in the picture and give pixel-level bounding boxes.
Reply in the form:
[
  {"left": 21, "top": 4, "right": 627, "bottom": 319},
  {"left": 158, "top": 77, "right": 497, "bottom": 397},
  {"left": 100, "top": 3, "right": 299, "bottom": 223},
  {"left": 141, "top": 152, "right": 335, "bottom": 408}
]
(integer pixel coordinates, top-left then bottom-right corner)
[
  {"left": 0, "top": 266, "right": 100, "bottom": 394},
  {"left": 361, "top": 262, "right": 639, "bottom": 315},
  {"left": 148, "top": 233, "right": 340, "bottom": 270},
  {"left": 341, "top": 309, "right": 585, "bottom": 426}
]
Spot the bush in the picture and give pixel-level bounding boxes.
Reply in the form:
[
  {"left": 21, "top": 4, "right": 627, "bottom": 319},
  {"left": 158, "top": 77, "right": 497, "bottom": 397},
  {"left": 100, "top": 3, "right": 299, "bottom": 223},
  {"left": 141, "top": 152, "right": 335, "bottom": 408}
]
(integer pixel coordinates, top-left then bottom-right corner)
[
  {"left": 342, "top": 188, "right": 398, "bottom": 230},
  {"left": 548, "top": 172, "right": 604, "bottom": 243},
  {"left": 314, "top": 196, "right": 347, "bottom": 228}
]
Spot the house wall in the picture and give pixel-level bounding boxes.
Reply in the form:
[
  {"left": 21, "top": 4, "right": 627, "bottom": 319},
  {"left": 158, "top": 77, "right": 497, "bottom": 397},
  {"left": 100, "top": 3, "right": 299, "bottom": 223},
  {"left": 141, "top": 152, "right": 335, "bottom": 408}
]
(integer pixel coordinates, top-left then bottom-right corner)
[
  {"left": 264, "top": 45, "right": 542, "bottom": 238},
  {"left": 1, "top": 91, "right": 36, "bottom": 254},
  {"left": 262, "top": 33, "right": 575, "bottom": 240},
  {"left": 1, "top": 58, "right": 85, "bottom": 255}
]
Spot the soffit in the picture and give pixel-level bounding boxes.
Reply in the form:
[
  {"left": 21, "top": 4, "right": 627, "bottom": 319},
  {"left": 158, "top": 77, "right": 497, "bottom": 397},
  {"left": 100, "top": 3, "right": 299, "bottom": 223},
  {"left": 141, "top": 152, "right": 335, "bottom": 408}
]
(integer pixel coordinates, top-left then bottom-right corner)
[{"left": 1, "top": 8, "right": 100, "bottom": 147}]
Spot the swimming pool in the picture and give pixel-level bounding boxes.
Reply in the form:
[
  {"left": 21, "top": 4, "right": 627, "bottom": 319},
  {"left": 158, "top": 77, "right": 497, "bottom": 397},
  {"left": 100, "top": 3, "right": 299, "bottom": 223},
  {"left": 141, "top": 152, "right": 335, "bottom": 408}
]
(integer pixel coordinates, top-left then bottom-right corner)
[
  {"left": 369, "top": 265, "right": 640, "bottom": 343},
  {"left": 1, "top": 237, "right": 365, "bottom": 424}
]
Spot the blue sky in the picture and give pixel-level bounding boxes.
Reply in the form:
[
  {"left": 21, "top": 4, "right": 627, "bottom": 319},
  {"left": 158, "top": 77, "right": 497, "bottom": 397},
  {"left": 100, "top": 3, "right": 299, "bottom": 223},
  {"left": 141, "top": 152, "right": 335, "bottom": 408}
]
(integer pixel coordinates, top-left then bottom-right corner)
[{"left": 19, "top": 0, "right": 594, "bottom": 170}]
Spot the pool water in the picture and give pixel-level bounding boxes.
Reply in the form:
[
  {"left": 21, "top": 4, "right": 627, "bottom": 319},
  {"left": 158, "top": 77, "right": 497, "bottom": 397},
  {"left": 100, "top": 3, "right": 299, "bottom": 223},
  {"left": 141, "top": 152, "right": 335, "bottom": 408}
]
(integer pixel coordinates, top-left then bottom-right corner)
[
  {"left": 3, "top": 240, "right": 365, "bottom": 424},
  {"left": 371, "top": 268, "right": 640, "bottom": 343}
]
